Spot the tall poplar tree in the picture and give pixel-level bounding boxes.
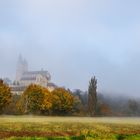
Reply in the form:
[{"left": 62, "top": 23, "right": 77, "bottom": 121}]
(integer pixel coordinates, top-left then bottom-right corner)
[{"left": 88, "top": 76, "right": 97, "bottom": 116}]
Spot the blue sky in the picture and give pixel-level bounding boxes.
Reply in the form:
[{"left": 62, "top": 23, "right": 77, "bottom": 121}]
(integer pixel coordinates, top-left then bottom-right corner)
[{"left": 0, "top": 0, "right": 140, "bottom": 96}]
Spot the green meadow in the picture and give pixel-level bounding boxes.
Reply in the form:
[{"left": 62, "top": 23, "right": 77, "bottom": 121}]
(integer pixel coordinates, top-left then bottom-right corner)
[{"left": 0, "top": 116, "right": 140, "bottom": 140}]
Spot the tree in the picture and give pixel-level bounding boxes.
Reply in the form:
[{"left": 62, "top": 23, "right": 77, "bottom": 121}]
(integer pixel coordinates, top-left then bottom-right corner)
[
  {"left": 88, "top": 76, "right": 97, "bottom": 116},
  {"left": 17, "top": 84, "right": 53, "bottom": 114},
  {"left": 41, "top": 88, "right": 52, "bottom": 114},
  {"left": 0, "top": 79, "right": 12, "bottom": 113},
  {"left": 51, "top": 88, "right": 74, "bottom": 115},
  {"left": 72, "top": 90, "right": 88, "bottom": 115},
  {"left": 128, "top": 99, "right": 139, "bottom": 116},
  {"left": 18, "top": 84, "right": 45, "bottom": 114},
  {"left": 17, "top": 93, "right": 28, "bottom": 114},
  {"left": 4, "top": 94, "right": 21, "bottom": 115},
  {"left": 97, "top": 102, "right": 112, "bottom": 116}
]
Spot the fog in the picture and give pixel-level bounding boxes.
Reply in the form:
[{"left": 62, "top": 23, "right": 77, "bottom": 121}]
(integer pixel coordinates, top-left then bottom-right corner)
[{"left": 0, "top": 0, "right": 140, "bottom": 97}]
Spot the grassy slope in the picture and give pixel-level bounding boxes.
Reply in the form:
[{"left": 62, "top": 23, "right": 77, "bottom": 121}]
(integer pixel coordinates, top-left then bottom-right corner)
[{"left": 0, "top": 116, "right": 140, "bottom": 140}]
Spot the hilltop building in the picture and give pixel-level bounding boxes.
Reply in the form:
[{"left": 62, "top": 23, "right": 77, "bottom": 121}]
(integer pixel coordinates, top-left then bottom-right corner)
[{"left": 11, "top": 55, "right": 57, "bottom": 94}]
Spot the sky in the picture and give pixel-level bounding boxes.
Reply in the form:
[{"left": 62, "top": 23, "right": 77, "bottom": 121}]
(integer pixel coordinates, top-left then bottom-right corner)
[{"left": 0, "top": 0, "right": 140, "bottom": 97}]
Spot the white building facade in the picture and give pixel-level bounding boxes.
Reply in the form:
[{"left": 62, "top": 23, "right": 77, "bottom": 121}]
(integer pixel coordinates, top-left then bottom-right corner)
[{"left": 11, "top": 55, "right": 57, "bottom": 94}]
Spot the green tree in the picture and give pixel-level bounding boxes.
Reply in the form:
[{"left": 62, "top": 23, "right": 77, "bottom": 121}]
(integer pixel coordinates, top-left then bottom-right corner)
[
  {"left": 88, "top": 76, "right": 97, "bottom": 116},
  {"left": 0, "top": 79, "right": 12, "bottom": 113},
  {"left": 52, "top": 88, "right": 74, "bottom": 115}
]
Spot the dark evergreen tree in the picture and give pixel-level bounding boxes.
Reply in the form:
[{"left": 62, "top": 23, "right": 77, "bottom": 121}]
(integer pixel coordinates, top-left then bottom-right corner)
[{"left": 88, "top": 76, "right": 97, "bottom": 116}]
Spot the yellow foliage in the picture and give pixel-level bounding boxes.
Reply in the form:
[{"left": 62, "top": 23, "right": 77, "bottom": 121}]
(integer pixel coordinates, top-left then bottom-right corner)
[
  {"left": 17, "top": 85, "right": 74, "bottom": 115},
  {"left": 51, "top": 88, "right": 74, "bottom": 113},
  {"left": 41, "top": 88, "right": 52, "bottom": 111},
  {"left": 0, "top": 80, "right": 12, "bottom": 111}
]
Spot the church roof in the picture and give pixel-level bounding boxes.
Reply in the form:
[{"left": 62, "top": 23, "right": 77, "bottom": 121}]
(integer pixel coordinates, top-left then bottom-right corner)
[
  {"left": 22, "top": 70, "right": 51, "bottom": 80},
  {"left": 20, "top": 77, "right": 36, "bottom": 81},
  {"left": 23, "top": 71, "right": 49, "bottom": 75}
]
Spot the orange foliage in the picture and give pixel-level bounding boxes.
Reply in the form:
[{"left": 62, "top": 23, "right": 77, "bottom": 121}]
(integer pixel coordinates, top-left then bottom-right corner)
[
  {"left": 0, "top": 80, "right": 12, "bottom": 112},
  {"left": 17, "top": 85, "right": 74, "bottom": 115},
  {"left": 99, "top": 103, "right": 112, "bottom": 116},
  {"left": 41, "top": 88, "right": 52, "bottom": 112}
]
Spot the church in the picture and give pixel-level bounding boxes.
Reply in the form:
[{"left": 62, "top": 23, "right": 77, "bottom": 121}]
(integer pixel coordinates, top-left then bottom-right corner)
[{"left": 11, "top": 55, "right": 57, "bottom": 94}]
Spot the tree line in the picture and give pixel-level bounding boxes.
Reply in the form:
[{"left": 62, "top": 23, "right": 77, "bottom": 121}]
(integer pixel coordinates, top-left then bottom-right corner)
[
  {"left": 0, "top": 77, "right": 140, "bottom": 116},
  {"left": 0, "top": 81, "right": 74, "bottom": 115}
]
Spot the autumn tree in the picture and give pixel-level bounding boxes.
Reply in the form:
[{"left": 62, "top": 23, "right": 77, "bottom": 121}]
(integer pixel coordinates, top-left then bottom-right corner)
[
  {"left": 18, "top": 84, "right": 41, "bottom": 114},
  {"left": 17, "top": 84, "right": 53, "bottom": 114},
  {"left": 17, "top": 93, "right": 28, "bottom": 114},
  {"left": 88, "top": 76, "right": 97, "bottom": 116},
  {"left": 0, "top": 79, "right": 12, "bottom": 113},
  {"left": 4, "top": 94, "right": 20, "bottom": 114},
  {"left": 97, "top": 102, "right": 112, "bottom": 116},
  {"left": 41, "top": 88, "right": 52, "bottom": 114},
  {"left": 51, "top": 88, "right": 74, "bottom": 115}
]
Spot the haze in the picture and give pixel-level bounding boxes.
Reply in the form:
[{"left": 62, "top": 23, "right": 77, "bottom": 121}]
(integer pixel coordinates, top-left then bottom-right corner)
[{"left": 0, "top": 0, "right": 140, "bottom": 97}]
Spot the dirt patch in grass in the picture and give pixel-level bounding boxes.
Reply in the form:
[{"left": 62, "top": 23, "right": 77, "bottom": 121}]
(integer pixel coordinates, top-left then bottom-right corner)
[
  {"left": 114, "top": 130, "right": 140, "bottom": 135},
  {"left": 0, "top": 131, "right": 75, "bottom": 139}
]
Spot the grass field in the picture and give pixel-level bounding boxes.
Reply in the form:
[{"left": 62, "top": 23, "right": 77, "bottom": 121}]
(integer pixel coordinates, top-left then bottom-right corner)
[{"left": 0, "top": 116, "right": 140, "bottom": 140}]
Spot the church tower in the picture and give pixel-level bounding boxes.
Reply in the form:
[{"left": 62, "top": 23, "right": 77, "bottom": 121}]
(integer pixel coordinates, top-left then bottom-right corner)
[{"left": 16, "top": 55, "right": 28, "bottom": 81}]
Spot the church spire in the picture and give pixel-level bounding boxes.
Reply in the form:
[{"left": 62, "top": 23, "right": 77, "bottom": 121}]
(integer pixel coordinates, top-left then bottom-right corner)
[{"left": 15, "top": 54, "right": 28, "bottom": 81}]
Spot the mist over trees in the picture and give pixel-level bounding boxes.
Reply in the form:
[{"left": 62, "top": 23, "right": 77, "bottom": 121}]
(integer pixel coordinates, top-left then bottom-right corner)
[{"left": 0, "top": 78, "right": 140, "bottom": 116}]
